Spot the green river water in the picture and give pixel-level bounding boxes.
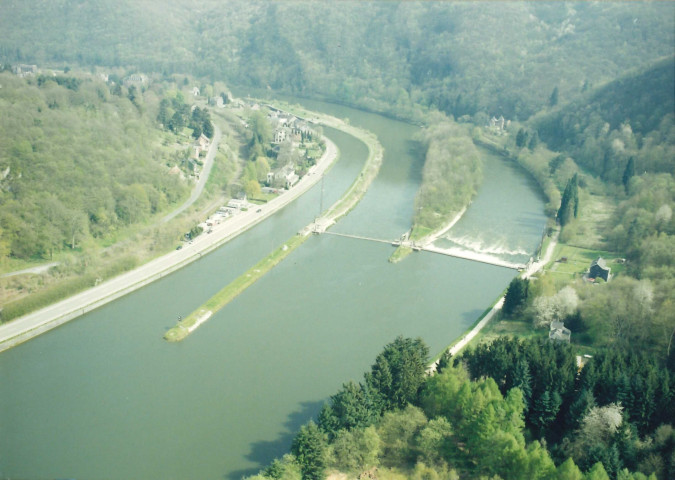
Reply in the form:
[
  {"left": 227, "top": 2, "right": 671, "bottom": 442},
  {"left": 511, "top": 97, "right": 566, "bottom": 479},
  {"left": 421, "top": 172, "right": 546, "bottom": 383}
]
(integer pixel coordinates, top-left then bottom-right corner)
[{"left": 0, "top": 100, "right": 546, "bottom": 479}]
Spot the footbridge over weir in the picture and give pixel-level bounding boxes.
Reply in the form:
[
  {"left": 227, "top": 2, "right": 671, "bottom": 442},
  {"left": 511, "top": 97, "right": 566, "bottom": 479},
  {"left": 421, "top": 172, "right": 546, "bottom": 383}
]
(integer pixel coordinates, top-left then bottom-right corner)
[{"left": 321, "top": 230, "right": 527, "bottom": 271}]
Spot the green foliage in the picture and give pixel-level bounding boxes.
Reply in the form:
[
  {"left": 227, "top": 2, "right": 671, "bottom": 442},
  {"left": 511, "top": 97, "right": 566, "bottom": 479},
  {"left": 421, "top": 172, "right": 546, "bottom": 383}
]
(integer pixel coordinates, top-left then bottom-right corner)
[
  {"left": 535, "top": 59, "right": 675, "bottom": 183},
  {"left": 0, "top": 73, "right": 188, "bottom": 260},
  {"left": 503, "top": 277, "right": 530, "bottom": 317},
  {"left": 291, "top": 421, "right": 327, "bottom": 480},
  {"left": 365, "top": 336, "right": 429, "bottom": 413},
  {"left": 412, "top": 122, "right": 482, "bottom": 236},
  {"left": 329, "top": 425, "right": 380, "bottom": 472},
  {"left": 319, "top": 381, "right": 376, "bottom": 436},
  {"left": 557, "top": 174, "right": 579, "bottom": 226},
  {"left": 2, "top": 2, "right": 673, "bottom": 122},
  {"left": 255, "top": 338, "right": 668, "bottom": 479}
]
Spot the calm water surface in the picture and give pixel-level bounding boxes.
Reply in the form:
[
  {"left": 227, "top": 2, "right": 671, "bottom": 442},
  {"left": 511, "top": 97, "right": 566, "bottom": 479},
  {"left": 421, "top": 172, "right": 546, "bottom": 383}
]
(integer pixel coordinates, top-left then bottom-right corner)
[{"left": 0, "top": 100, "right": 546, "bottom": 479}]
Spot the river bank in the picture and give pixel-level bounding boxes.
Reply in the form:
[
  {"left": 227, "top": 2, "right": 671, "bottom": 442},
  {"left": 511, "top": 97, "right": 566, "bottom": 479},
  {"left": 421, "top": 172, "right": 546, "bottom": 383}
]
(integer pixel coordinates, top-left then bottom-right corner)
[
  {"left": 0, "top": 133, "right": 339, "bottom": 353},
  {"left": 164, "top": 111, "right": 384, "bottom": 341},
  {"left": 427, "top": 226, "right": 559, "bottom": 372}
]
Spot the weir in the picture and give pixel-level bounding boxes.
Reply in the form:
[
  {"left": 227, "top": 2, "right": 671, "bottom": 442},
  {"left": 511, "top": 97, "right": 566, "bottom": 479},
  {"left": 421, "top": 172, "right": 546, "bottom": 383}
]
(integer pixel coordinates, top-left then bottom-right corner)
[{"left": 322, "top": 231, "right": 526, "bottom": 270}]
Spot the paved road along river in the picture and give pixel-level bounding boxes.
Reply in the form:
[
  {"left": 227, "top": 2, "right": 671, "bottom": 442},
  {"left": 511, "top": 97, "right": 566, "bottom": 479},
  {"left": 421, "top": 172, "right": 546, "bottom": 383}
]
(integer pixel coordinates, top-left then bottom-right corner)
[{"left": 0, "top": 100, "right": 547, "bottom": 480}]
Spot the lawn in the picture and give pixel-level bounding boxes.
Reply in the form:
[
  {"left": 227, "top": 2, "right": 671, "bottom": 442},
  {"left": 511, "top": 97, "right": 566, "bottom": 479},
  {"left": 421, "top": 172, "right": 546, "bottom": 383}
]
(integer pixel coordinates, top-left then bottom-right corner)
[{"left": 543, "top": 243, "right": 626, "bottom": 291}]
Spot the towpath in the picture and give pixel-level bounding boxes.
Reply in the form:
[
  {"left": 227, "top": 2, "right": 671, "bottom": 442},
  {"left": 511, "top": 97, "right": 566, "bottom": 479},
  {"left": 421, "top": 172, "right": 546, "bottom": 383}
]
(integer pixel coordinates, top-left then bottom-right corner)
[
  {"left": 427, "top": 228, "right": 558, "bottom": 372},
  {"left": 0, "top": 137, "right": 338, "bottom": 352}
]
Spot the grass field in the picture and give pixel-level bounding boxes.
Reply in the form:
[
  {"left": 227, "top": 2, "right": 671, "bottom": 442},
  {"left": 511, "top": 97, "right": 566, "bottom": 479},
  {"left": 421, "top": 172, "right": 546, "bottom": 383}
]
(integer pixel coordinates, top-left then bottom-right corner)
[
  {"left": 544, "top": 243, "right": 625, "bottom": 282},
  {"left": 559, "top": 190, "right": 616, "bottom": 250}
]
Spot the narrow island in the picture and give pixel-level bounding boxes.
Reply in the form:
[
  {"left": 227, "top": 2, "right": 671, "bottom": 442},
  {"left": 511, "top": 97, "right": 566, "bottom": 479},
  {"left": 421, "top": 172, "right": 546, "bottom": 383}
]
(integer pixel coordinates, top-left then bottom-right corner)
[
  {"left": 389, "top": 121, "right": 483, "bottom": 263},
  {"left": 164, "top": 107, "right": 384, "bottom": 342}
]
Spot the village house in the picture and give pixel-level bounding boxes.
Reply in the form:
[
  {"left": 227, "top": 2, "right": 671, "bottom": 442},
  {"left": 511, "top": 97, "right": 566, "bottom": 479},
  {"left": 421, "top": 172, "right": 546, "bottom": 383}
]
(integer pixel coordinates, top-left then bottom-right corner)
[
  {"left": 209, "top": 96, "right": 225, "bottom": 108},
  {"left": 227, "top": 197, "right": 249, "bottom": 210},
  {"left": 123, "top": 74, "right": 147, "bottom": 87},
  {"left": 273, "top": 127, "right": 291, "bottom": 144},
  {"left": 588, "top": 257, "right": 611, "bottom": 282},
  {"left": 549, "top": 320, "right": 571, "bottom": 343},
  {"left": 191, "top": 86, "right": 200, "bottom": 97},
  {"left": 267, "top": 163, "right": 299, "bottom": 189},
  {"left": 12, "top": 64, "right": 37, "bottom": 77},
  {"left": 193, "top": 134, "right": 210, "bottom": 158}
]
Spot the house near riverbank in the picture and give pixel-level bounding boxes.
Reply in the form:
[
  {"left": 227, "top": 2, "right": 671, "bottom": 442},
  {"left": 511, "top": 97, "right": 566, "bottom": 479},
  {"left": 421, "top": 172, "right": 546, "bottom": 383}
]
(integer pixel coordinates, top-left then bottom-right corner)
[
  {"left": 267, "top": 164, "right": 299, "bottom": 189},
  {"left": 587, "top": 257, "right": 611, "bottom": 282}
]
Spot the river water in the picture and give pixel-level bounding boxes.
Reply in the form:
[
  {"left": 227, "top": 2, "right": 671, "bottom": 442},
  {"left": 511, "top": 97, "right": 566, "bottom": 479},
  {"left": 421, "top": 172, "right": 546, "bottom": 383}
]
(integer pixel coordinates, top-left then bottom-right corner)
[{"left": 0, "top": 100, "right": 546, "bottom": 479}]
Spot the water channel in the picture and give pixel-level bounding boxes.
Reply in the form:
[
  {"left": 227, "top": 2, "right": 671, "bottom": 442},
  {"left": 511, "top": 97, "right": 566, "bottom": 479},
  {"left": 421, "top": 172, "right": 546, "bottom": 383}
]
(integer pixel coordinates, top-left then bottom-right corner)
[{"left": 0, "top": 100, "right": 547, "bottom": 479}]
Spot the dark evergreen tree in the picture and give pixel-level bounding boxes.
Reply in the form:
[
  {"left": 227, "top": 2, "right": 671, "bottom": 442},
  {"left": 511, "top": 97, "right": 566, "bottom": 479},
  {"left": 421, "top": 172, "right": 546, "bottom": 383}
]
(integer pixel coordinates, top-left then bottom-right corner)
[
  {"left": 566, "top": 389, "right": 596, "bottom": 431},
  {"left": 528, "top": 130, "right": 539, "bottom": 149},
  {"left": 511, "top": 358, "right": 533, "bottom": 409},
  {"left": 436, "top": 350, "right": 452, "bottom": 373},
  {"left": 557, "top": 174, "right": 579, "bottom": 226},
  {"left": 550, "top": 86, "right": 559, "bottom": 107},
  {"left": 516, "top": 128, "right": 529, "bottom": 148},
  {"left": 365, "top": 336, "right": 428, "bottom": 411},
  {"left": 530, "top": 389, "right": 562, "bottom": 437},
  {"left": 202, "top": 119, "right": 214, "bottom": 139},
  {"left": 503, "top": 277, "right": 529, "bottom": 316},
  {"left": 323, "top": 381, "right": 375, "bottom": 432},
  {"left": 622, "top": 156, "right": 635, "bottom": 193},
  {"left": 291, "top": 421, "right": 327, "bottom": 480}
]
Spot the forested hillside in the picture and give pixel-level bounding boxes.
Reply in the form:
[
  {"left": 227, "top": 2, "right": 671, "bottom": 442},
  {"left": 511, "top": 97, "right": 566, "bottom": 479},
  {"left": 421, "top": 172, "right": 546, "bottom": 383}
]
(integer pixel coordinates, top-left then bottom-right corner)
[
  {"left": 1, "top": 1, "right": 672, "bottom": 120},
  {"left": 1, "top": 1, "right": 673, "bottom": 479},
  {"left": 246, "top": 337, "right": 672, "bottom": 479},
  {"left": 534, "top": 59, "right": 675, "bottom": 183},
  {"left": 0, "top": 72, "right": 188, "bottom": 260}
]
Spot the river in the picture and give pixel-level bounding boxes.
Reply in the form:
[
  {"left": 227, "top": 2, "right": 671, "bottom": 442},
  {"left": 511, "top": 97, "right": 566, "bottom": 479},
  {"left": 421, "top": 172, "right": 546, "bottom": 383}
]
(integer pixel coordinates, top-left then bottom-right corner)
[{"left": 0, "top": 100, "right": 546, "bottom": 479}]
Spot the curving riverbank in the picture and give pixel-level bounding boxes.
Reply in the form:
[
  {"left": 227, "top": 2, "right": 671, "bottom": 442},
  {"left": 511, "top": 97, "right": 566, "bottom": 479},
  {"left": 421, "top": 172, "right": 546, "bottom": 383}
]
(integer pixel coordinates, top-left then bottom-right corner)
[
  {"left": 427, "top": 226, "right": 559, "bottom": 373},
  {"left": 0, "top": 126, "right": 338, "bottom": 353},
  {"left": 164, "top": 110, "right": 384, "bottom": 341}
]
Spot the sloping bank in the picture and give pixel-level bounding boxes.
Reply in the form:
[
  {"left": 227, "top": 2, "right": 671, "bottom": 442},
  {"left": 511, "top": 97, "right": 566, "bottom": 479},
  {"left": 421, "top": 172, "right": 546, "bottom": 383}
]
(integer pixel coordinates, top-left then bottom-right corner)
[{"left": 164, "top": 110, "right": 384, "bottom": 342}]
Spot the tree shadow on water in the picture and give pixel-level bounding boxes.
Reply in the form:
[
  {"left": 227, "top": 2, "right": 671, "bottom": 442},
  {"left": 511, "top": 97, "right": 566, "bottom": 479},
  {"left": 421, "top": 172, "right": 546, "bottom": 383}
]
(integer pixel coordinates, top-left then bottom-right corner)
[{"left": 224, "top": 399, "right": 326, "bottom": 480}]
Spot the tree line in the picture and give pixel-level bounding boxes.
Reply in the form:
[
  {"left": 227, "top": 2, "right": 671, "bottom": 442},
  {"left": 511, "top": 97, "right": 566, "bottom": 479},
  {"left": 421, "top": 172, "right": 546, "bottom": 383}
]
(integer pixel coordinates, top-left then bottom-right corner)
[{"left": 245, "top": 336, "right": 667, "bottom": 480}]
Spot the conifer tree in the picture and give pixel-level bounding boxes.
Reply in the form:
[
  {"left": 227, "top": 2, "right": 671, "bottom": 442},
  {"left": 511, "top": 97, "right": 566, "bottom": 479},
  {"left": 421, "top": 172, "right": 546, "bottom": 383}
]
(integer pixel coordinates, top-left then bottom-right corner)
[{"left": 291, "top": 421, "right": 327, "bottom": 480}]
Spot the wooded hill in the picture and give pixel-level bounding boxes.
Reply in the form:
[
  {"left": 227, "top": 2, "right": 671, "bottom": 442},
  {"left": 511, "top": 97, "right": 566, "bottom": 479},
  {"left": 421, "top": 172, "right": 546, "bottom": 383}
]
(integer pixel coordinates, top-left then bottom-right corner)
[
  {"left": 1, "top": 1, "right": 672, "bottom": 121},
  {"left": 0, "top": 72, "right": 189, "bottom": 260},
  {"left": 533, "top": 58, "right": 675, "bottom": 183}
]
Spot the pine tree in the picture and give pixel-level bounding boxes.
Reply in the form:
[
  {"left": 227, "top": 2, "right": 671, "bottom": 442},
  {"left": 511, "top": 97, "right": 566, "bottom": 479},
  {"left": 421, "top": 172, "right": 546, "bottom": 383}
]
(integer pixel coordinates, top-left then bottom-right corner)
[
  {"left": 503, "top": 277, "right": 529, "bottom": 316},
  {"left": 516, "top": 128, "right": 529, "bottom": 148},
  {"left": 550, "top": 86, "right": 559, "bottom": 107},
  {"left": 512, "top": 358, "right": 533, "bottom": 409},
  {"left": 291, "top": 421, "right": 328, "bottom": 480},
  {"left": 622, "top": 157, "right": 635, "bottom": 193},
  {"left": 557, "top": 174, "right": 579, "bottom": 226}
]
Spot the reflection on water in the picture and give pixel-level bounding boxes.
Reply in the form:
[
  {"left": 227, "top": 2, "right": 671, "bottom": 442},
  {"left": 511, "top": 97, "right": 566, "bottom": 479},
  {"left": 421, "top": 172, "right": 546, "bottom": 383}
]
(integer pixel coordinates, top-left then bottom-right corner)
[
  {"left": 0, "top": 98, "right": 546, "bottom": 480},
  {"left": 434, "top": 149, "right": 547, "bottom": 265}
]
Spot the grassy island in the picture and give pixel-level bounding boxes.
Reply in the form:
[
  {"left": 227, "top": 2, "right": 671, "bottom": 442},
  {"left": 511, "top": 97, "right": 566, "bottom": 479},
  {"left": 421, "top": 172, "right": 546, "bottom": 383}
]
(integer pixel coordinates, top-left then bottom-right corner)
[
  {"left": 165, "top": 106, "right": 384, "bottom": 341},
  {"left": 390, "top": 121, "right": 482, "bottom": 262}
]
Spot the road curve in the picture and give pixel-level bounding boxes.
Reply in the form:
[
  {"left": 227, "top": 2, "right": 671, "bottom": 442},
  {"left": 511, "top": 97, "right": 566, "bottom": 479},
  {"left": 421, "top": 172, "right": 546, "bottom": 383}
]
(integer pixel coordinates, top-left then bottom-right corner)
[
  {"left": 0, "top": 137, "right": 339, "bottom": 353},
  {"left": 162, "top": 124, "right": 222, "bottom": 223}
]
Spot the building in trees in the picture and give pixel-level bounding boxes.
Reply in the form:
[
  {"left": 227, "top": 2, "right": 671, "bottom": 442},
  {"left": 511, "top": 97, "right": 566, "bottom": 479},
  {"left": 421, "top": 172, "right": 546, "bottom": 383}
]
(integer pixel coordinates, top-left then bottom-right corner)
[
  {"left": 549, "top": 320, "right": 571, "bottom": 343},
  {"left": 587, "top": 257, "right": 611, "bottom": 282}
]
